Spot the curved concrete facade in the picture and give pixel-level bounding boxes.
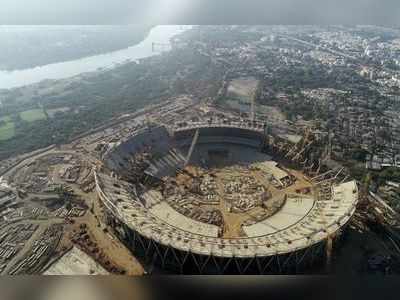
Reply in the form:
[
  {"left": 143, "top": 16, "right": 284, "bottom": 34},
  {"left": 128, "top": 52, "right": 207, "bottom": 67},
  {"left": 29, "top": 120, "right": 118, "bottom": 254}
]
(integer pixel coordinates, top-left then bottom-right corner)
[{"left": 96, "top": 122, "right": 358, "bottom": 274}]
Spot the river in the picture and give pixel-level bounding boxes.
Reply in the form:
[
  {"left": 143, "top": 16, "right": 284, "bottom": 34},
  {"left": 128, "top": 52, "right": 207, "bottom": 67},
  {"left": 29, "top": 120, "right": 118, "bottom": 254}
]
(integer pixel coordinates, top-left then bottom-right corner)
[{"left": 0, "top": 25, "right": 189, "bottom": 90}]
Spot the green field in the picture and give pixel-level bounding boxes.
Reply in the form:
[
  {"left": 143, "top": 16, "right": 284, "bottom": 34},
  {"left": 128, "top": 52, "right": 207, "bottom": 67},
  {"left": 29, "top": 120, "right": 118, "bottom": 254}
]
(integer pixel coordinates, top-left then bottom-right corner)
[
  {"left": 20, "top": 109, "right": 47, "bottom": 122},
  {"left": 0, "top": 121, "right": 15, "bottom": 141},
  {"left": 0, "top": 116, "right": 12, "bottom": 123}
]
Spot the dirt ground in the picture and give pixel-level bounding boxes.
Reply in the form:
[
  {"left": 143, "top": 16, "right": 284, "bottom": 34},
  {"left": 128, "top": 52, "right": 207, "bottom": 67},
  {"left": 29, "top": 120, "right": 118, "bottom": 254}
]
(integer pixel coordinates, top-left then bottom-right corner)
[
  {"left": 174, "top": 164, "right": 314, "bottom": 239},
  {"left": 61, "top": 187, "right": 144, "bottom": 275},
  {"left": 227, "top": 77, "right": 259, "bottom": 102},
  {"left": 220, "top": 167, "right": 314, "bottom": 238}
]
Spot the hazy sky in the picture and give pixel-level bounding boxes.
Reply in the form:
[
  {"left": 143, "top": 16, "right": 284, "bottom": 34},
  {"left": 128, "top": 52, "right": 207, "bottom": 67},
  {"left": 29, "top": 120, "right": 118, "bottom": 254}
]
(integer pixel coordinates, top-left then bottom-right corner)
[{"left": 0, "top": 0, "right": 399, "bottom": 25}]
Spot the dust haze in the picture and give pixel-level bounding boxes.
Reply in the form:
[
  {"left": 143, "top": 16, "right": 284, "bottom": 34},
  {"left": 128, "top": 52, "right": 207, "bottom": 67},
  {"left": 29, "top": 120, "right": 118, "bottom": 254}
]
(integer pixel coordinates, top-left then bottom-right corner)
[{"left": 0, "top": 0, "right": 399, "bottom": 25}]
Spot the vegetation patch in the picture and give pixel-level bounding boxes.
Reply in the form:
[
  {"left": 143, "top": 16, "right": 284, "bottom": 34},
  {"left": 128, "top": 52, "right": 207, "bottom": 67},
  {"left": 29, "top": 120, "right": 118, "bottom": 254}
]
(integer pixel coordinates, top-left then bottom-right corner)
[
  {"left": 0, "top": 116, "right": 12, "bottom": 123},
  {"left": 0, "top": 121, "right": 15, "bottom": 141},
  {"left": 20, "top": 109, "right": 47, "bottom": 122},
  {"left": 375, "top": 167, "right": 400, "bottom": 186}
]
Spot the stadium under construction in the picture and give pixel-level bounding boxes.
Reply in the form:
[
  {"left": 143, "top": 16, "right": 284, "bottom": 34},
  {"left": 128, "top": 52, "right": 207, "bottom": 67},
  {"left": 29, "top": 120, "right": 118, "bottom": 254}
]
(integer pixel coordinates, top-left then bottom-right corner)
[{"left": 94, "top": 118, "right": 359, "bottom": 274}]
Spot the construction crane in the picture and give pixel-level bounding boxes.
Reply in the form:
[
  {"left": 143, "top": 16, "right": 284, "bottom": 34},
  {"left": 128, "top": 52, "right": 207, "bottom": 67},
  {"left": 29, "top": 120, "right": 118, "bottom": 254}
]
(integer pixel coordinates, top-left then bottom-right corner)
[
  {"left": 184, "top": 129, "right": 200, "bottom": 167},
  {"left": 304, "top": 162, "right": 315, "bottom": 172},
  {"left": 301, "top": 127, "right": 313, "bottom": 147},
  {"left": 285, "top": 144, "right": 298, "bottom": 158},
  {"left": 292, "top": 148, "right": 306, "bottom": 162},
  {"left": 315, "top": 159, "right": 321, "bottom": 175},
  {"left": 333, "top": 167, "right": 344, "bottom": 180},
  {"left": 311, "top": 169, "right": 334, "bottom": 182},
  {"left": 250, "top": 88, "right": 256, "bottom": 122}
]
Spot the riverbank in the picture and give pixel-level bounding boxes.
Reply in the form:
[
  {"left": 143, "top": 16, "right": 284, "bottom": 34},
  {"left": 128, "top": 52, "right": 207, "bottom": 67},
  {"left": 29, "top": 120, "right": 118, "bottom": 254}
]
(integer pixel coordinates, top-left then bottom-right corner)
[
  {"left": 0, "top": 25, "right": 226, "bottom": 162},
  {"left": 0, "top": 25, "right": 188, "bottom": 89},
  {"left": 0, "top": 25, "right": 152, "bottom": 72}
]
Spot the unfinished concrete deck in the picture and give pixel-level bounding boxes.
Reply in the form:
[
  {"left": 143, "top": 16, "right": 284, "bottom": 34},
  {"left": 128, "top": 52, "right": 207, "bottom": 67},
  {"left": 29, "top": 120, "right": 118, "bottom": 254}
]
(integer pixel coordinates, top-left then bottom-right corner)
[
  {"left": 150, "top": 202, "right": 220, "bottom": 237},
  {"left": 95, "top": 172, "right": 358, "bottom": 258},
  {"left": 44, "top": 247, "right": 109, "bottom": 275}
]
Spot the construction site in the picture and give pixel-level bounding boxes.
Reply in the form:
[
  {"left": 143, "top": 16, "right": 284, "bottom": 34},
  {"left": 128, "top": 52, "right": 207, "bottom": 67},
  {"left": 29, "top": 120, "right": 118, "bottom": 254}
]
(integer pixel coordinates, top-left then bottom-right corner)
[
  {"left": 95, "top": 116, "right": 359, "bottom": 274},
  {"left": 1, "top": 96, "right": 399, "bottom": 275}
]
